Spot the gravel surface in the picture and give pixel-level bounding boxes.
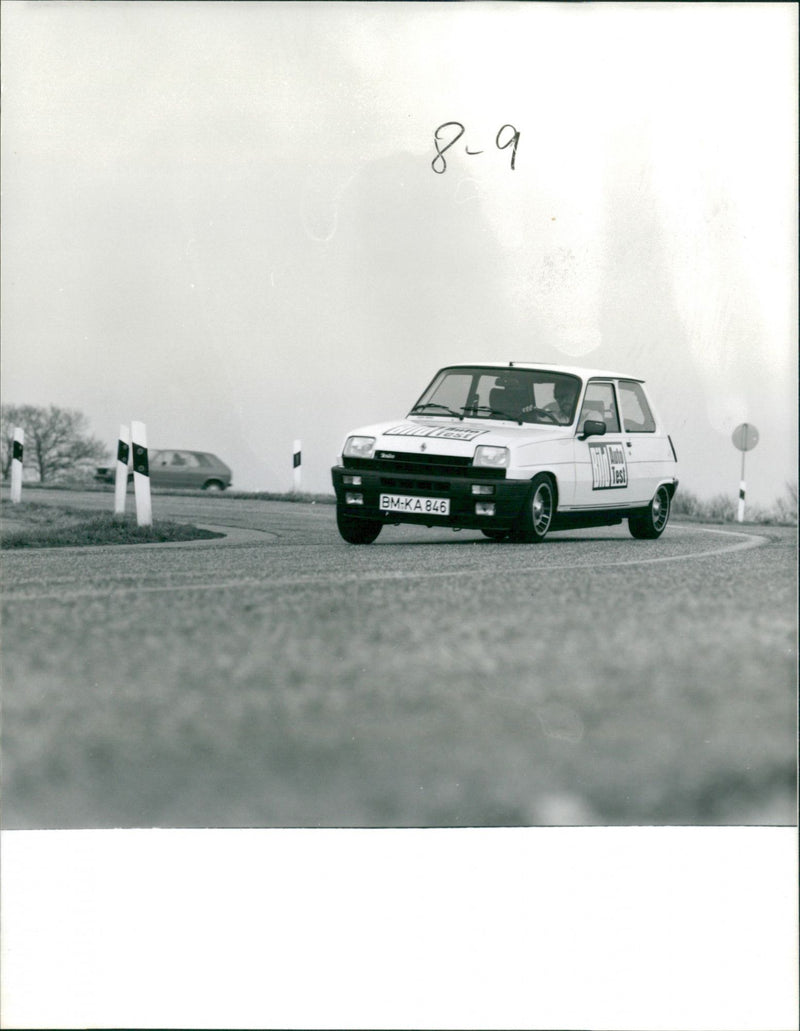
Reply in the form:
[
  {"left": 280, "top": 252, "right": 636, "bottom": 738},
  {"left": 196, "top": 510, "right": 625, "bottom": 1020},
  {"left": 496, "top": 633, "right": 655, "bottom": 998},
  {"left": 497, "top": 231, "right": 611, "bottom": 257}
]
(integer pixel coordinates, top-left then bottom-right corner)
[{"left": 2, "top": 489, "right": 796, "bottom": 828}]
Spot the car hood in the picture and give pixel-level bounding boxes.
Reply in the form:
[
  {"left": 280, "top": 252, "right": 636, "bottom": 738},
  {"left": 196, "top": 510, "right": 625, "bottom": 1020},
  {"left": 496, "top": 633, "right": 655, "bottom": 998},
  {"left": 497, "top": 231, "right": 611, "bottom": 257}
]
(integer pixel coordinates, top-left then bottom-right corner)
[{"left": 342, "top": 416, "right": 571, "bottom": 455}]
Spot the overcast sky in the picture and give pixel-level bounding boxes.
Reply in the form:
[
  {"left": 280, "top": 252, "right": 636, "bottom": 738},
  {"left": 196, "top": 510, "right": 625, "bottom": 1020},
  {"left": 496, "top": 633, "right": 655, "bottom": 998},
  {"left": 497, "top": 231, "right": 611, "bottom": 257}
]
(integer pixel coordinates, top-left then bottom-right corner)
[{"left": 1, "top": 1, "right": 797, "bottom": 506}]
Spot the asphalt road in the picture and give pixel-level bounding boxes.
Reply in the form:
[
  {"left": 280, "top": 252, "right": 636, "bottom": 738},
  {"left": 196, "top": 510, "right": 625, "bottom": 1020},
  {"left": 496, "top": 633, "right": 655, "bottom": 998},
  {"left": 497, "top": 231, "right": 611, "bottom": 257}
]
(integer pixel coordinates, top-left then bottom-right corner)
[{"left": 2, "top": 489, "right": 796, "bottom": 828}]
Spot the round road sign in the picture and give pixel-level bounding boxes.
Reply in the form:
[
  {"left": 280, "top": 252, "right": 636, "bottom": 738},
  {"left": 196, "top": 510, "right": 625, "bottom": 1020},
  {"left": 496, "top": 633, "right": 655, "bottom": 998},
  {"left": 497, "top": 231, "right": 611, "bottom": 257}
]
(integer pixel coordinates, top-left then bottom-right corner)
[{"left": 732, "top": 423, "right": 759, "bottom": 452}]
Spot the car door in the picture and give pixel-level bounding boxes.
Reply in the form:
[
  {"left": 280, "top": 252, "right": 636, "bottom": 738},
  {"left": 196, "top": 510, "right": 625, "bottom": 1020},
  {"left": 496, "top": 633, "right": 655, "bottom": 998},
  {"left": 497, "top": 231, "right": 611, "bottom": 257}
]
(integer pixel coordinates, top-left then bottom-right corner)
[
  {"left": 617, "top": 379, "right": 674, "bottom": 503},
  {"left": 149, "top": 449, "right": 177, "bottom": 487},
  {"left": 178, "top": 452, "right": 206, "bottom": 488},
  {"left": 572, "top": 380, "right": 635, "bottom": 509},
  {"left": 165, "top": 450, "right": 204, "bottom": 488},
  {"left": 149, "top": 450, "right": 198, "bottom": 488}
]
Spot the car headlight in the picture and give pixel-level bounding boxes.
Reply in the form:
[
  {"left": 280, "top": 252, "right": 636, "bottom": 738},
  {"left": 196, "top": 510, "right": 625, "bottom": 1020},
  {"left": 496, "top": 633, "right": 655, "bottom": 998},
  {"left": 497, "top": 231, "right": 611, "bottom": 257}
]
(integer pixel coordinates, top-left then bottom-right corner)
[
  {"left": 343, "top": 435, "right": 376, "bottom": 460},
  {"left": 473, "top": 445, "right": 510, "bottom": 469}
]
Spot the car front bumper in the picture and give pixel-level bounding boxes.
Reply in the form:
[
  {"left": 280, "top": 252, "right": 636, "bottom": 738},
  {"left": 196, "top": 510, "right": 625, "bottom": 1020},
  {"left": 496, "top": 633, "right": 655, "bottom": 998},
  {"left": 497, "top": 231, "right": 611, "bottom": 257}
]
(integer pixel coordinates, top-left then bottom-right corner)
[{"left": 331, "top": 464, "right": 531, "bottom": 530}]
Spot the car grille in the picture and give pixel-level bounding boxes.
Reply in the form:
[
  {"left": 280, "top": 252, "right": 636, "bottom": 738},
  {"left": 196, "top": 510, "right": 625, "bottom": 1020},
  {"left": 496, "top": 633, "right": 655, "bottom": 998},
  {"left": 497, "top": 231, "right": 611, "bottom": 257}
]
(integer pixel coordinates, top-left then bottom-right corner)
[{"left": 344, "top": 452, "right": 505, "bottom": 480}]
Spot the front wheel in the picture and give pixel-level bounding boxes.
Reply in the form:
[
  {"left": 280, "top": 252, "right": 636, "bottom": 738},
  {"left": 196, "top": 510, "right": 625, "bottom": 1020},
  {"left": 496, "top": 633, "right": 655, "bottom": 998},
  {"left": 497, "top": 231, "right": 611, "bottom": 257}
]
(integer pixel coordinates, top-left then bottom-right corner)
[
  {"left": 511, "top": 474, "right": 555, "bottom": 543},
  {"left": 336, "top": 508, "right": 382, "bottom": 544},
  {"left": 629, "top": 485, "right": 671, "bottom": 539},
  {"left": 203, "top": 480, "right": 225, "bottom": 492}
]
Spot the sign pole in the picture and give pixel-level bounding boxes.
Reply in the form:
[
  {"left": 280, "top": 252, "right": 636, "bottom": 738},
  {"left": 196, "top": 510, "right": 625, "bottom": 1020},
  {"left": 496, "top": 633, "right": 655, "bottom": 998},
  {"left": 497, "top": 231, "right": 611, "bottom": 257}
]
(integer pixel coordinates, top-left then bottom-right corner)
[
  {"left": 731, "top": 422, "right": 758, "bottom": 524},
  {"left": 10, "top": 427, "right": 24, "bottom": 504},
  {"left": 114, "top": 425, "right": 130, "bottom": 518},
  {"left": 293, "top": 440, "right": 302, "bottom": 493},
  {"left": 131, "top": 421, "right": 152, "bottom": 527}
]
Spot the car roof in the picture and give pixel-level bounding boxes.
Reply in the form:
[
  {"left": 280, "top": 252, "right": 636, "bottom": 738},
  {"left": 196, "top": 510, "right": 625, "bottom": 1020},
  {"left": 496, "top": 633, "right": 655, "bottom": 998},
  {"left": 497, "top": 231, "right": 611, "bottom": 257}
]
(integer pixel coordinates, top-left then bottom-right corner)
[
  {"left": 442, "top": 362, "right": 645, "bottom": 383},
  {"left": 151, "top": 449, "right": 217, "bottom": 457}
]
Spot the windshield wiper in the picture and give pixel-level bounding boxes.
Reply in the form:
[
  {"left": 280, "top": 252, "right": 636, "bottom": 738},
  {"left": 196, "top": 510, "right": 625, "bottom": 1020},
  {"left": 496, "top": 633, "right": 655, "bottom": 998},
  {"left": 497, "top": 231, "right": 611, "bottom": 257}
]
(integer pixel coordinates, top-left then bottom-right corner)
[
  {"left": 465, "top": 404, "right": 523, "bottom": 426},
  {"left": 409, "top": 402, "right": 463, "bottom": 418}
]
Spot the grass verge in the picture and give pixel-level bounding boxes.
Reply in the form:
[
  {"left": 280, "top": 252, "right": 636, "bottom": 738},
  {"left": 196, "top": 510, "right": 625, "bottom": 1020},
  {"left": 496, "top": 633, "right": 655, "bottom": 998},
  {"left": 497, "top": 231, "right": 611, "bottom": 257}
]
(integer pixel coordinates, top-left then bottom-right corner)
[
  {"left": 671, "top": 485, "right": 797, "bottom": 526},
  {"left": 1, "top": 501, "right": 224, "bottom": 549}
]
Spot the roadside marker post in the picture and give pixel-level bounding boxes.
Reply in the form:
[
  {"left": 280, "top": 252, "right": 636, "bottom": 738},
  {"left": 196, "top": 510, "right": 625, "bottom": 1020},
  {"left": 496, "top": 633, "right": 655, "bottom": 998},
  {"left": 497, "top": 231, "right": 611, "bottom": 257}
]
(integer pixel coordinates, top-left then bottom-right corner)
[
  {"left": 732, "top": 422, "right": 759, "bottom": 523},
  {"left": 114, "top": 424, "right": 131, "bottom": 518},
  {"left": 131, "top": 421, "right": 152, "bottom": 527},
  {"left": 293, "top": 440, "right": 302, "bottom": 493},
  {"left": 10, "top": 427, "right": 24, "bottom": 504}
]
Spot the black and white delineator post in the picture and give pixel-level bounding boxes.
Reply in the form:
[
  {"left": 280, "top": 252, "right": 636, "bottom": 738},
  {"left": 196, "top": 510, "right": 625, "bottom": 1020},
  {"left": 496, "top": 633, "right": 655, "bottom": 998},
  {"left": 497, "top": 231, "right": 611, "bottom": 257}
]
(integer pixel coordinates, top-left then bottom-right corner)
[
  {"left": 114, "top": 424, "right": 131, "bottom": 518},
  {"left": 131, "top": 421, "right": 152, "bottom": 527},
  {"left": 10, "top": 427, "right": 24, "bottom": 504},
  {"left": 293, "top": 439, "right": 302, "bottom": 493},
  {"left": 732, "top": 422, "right": 759, "bottom": 523}
]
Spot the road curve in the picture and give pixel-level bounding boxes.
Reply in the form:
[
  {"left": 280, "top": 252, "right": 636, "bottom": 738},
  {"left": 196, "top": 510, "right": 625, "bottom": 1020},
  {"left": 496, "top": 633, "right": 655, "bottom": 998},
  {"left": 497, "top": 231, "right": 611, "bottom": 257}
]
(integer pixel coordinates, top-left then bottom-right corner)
[{"left": 1, "top": 490, "right": 796, "bottom": 829}]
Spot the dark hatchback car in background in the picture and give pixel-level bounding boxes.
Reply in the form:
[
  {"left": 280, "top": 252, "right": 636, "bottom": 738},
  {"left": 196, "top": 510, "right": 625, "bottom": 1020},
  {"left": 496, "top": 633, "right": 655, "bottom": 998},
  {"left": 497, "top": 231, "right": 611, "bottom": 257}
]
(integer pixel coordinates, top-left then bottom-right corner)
[{"left": 95, "top": 450, "right": 233, "bottom": 491}]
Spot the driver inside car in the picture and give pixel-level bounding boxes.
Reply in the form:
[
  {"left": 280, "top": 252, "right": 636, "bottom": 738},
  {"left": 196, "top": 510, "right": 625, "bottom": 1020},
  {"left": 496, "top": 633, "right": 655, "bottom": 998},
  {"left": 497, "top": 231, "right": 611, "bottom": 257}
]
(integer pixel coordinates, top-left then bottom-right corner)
[{"left": 545, "top": 380, "right": 579, "bottom": 424}]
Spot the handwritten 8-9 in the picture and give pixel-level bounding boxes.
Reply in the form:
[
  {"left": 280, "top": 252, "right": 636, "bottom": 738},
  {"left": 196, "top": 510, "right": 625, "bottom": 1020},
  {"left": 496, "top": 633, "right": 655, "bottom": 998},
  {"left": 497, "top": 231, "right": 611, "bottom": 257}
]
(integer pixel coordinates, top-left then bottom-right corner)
[{"left": 431, "top": 121, "right": 520, "bottom": 174}]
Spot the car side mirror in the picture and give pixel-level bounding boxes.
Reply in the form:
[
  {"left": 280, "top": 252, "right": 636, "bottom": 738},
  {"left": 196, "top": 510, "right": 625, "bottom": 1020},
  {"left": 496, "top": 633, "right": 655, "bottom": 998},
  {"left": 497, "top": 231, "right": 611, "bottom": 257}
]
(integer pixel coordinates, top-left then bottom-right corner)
[{"left": 579, "top": 419, "right": 606, "bottom": 441}]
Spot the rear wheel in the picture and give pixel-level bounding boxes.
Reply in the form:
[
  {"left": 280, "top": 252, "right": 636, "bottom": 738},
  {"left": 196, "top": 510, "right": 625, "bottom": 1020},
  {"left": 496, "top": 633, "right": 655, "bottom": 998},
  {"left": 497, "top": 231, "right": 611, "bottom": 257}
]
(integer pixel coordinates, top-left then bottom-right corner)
[
  {"left": 511, "top": 474, "right": 555, "bottom": 543},
  {"left": 629, "top": 484, "right": 671, "bottom": 539},
  {"left": 336, "top": 508, "right": 382, "bottom": 544}
]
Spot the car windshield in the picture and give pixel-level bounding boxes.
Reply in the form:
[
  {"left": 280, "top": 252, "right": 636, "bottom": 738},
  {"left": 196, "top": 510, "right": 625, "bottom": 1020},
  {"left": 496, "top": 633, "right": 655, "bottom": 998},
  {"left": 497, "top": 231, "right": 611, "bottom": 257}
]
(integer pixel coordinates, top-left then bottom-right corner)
[{"left": 410, "top": 367, "right": 582, "bottom": 426}]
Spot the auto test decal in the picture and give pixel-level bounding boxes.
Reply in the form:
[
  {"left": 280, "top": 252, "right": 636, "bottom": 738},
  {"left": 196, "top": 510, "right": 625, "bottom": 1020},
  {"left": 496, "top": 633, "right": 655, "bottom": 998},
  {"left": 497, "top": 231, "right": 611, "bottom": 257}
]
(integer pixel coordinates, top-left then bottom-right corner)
[
  {"left": 384, "top": 423, "right": 489, "bottom": 442},
  {"left": 589, "top": 442, "right": 628, "bottom": 489}
]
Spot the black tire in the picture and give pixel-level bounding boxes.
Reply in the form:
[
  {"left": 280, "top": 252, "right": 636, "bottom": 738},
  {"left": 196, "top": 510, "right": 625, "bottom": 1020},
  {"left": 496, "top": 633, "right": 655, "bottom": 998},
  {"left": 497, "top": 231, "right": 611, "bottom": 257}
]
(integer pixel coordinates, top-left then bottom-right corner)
[
  {"left": 481, "top": 529, "right": 509, "bottom": 541},
  {"left": 336, "top": 508, "right": 382, "bottom": 544},
  {"left": 203, "top": 480, "right": 226, "bottom": 492},
  {"left": 629, "top": 484, "right": 671, "bottom": 539},
  {"left": 511, "top": 473, "right": 555, "bottom": 542}
]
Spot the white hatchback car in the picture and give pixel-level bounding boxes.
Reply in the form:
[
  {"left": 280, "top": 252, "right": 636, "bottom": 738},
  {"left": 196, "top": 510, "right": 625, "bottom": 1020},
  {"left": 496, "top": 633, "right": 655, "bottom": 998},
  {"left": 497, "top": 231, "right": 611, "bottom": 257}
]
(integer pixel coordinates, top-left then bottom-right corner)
[{"left": 331, "top": 362, "right": 679, "bottom": 544}]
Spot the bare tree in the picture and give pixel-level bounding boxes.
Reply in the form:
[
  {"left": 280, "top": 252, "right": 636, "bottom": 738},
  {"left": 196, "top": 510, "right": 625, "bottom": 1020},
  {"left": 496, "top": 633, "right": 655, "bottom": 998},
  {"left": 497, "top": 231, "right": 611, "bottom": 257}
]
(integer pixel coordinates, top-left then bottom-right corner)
[{"left": 1, "top": 404, "right": 108, "bottom": 482}]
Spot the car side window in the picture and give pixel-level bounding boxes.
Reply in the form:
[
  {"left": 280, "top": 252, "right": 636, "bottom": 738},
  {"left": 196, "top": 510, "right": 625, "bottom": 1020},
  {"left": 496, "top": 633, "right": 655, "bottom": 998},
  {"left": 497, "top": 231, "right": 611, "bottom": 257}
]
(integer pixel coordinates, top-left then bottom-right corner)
[
  {"left": 173, "top": 451, "right": 200, "bottom": 467},
  {"left": 618, "top": 380, "right": 656, "bottom": 432},
  {"left": 579, "top": 382, "right": 620, "bottom": 432}
]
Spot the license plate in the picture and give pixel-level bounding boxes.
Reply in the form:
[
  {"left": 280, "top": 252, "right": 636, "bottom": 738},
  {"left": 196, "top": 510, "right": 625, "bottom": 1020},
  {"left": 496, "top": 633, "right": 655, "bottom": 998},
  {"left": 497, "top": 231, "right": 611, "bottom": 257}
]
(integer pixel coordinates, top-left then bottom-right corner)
[{"left": 379, "top": 493, "right": 450, "bottom": 515}]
